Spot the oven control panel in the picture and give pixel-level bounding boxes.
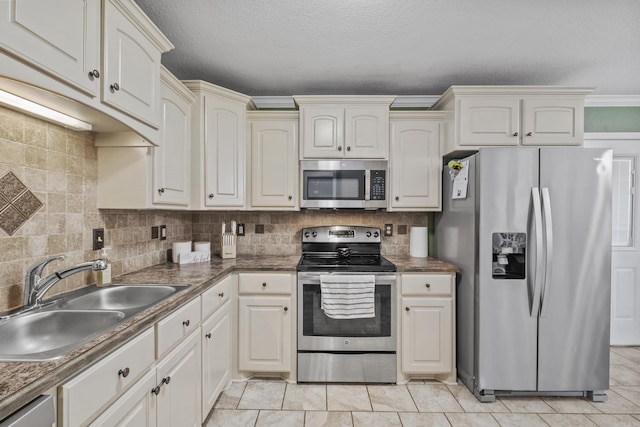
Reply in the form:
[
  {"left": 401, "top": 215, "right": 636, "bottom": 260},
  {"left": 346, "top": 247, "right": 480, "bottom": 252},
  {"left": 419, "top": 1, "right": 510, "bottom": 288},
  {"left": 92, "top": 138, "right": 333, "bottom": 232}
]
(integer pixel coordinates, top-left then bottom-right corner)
[{"left": 302, "top": 226, "right": 381, "bottom": 243}]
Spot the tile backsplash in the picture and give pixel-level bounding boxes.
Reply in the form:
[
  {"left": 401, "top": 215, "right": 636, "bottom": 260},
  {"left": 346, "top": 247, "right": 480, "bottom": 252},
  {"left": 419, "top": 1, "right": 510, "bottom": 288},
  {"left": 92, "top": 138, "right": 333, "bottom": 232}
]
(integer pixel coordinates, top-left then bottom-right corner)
[{"left": 0, "top": 105, "right": 428, "bottom": 312}]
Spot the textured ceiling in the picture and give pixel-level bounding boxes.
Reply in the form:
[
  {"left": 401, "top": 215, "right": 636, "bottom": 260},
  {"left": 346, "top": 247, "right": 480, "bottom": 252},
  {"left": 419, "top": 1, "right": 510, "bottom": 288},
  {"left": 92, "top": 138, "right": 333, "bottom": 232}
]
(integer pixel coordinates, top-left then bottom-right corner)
[{"left": 134, "top": 0, "right": 640, "bottom": 97}]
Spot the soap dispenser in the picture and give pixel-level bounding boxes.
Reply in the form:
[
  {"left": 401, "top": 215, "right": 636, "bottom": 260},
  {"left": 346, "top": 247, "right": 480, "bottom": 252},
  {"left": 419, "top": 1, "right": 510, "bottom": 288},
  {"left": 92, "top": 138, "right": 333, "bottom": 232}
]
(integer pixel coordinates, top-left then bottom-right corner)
[{"left": 96, "top": 246, "right": 112, "bottom": 286}]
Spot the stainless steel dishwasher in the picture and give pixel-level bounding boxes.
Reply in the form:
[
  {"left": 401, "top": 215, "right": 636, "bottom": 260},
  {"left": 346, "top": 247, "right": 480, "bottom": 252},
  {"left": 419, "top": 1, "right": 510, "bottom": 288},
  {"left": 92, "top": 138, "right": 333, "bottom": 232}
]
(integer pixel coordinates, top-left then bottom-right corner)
[{"left": 0, "top": 395, "right": 54, "bottom": 427}]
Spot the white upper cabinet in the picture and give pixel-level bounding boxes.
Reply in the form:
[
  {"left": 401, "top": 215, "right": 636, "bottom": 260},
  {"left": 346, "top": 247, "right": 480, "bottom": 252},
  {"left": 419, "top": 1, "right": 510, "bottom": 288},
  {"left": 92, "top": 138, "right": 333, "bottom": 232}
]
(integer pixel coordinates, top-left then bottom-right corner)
[
  {"left": 248, "top": 112, "right": 299, "bottom": 210},
  {"left": 431, "top": 86, "right": 593, "bottom": 155},
  {"left": 185, "top": 80, "right": 255, "bottom": 210},
  {"left": 103, "top": 0, "right": 166, "bottom": 128},
  {"left": 389, "top": 112, "right": 443, "bottom": 211},
  {"left": 153, "top": 67, "right": 195, "bottom": 206},
  {"left": 295, "top": 96, "right": 395, "bottom": 159},
  {"left": 0, "top": 0, "right": 101, "bottom": 95}
]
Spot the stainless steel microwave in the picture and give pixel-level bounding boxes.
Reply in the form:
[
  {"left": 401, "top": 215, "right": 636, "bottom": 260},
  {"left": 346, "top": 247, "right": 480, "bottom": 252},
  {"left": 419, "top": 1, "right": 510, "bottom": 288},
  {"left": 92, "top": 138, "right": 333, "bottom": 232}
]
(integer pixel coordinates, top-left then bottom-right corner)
[{"left": 300, "top": 160, "right": 387, "bottom": 209}]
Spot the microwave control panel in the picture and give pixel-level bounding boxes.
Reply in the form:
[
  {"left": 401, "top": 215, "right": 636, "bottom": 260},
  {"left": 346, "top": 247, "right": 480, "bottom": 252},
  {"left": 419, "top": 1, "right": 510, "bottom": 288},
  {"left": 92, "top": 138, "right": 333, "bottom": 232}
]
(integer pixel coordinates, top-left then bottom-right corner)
[{"left": 370, "top": 170, "right": 386, "bottom": 200}]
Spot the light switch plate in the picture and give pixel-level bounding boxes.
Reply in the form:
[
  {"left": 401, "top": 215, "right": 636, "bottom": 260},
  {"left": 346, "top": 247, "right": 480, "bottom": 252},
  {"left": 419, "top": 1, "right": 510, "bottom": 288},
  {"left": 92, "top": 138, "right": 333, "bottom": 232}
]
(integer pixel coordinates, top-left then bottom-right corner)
[{"left": 93, "top": 228, "right": 104, "bottom": 250}]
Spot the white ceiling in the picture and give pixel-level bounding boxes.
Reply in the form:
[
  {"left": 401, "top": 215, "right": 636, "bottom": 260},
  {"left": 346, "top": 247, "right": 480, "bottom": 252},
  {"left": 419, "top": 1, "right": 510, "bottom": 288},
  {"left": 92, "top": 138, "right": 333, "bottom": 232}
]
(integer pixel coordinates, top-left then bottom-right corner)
[{"left": 134, "top": 0, "right": 640, "bottom": 99}]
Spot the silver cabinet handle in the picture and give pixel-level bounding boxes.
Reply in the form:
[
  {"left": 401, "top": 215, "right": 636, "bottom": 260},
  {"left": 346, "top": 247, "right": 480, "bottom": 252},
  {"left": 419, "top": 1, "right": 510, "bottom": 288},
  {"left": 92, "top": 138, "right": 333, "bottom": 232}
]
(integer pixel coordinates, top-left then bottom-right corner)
[
  {"left": 526, "top": 132, "right": 532, "bottom": 136},
  {"left": 158, "top": 188, "right": 165, "bottom": 194},
  {"left": 89, "top": 69, "right": 100, "bottom": 78},
  {"left": 110, "top": 83, "right": 120, "bottom": 91},
  {"left": 337, "top": 146, "right": 342, "bottom": 151},
  {"left": 118, "top": 367, "right": 130, "bottom": 378},
  {"left": 346, "top": 146, "right": 351, "bottom": 151},
  {"left": 513, "top": 132, "right": 518, "bottom": 137},
  {"left": 218, "top": 292, "right": 224, "bottom": 298},
  {"left": 182, "top": 320, "right": 190, "bottom": 327},
  {"left": 208, "top": 193, "right": 214, "bottom": 199},
  {"left": 205, "top": 332, "right": 212, "bottom": 339}
]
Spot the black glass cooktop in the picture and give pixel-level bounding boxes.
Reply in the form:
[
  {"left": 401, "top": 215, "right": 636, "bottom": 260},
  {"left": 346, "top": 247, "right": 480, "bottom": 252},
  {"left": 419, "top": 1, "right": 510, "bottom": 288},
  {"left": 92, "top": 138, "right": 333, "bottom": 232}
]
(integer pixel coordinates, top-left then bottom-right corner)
[{"left": 297, "top": 253, "right": 396, "bottom": 272}]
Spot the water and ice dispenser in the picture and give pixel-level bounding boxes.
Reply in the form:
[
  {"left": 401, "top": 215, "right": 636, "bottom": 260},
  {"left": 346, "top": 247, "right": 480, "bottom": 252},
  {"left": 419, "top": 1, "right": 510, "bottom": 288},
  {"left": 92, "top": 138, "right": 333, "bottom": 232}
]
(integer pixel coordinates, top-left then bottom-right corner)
[{"left": 492, "top": 232, "right": 526, "bottom": 279}]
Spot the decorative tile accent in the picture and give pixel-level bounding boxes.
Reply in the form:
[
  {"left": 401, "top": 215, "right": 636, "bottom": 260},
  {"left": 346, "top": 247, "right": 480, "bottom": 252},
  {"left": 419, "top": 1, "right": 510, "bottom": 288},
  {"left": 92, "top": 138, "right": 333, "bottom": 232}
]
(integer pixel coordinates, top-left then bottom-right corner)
[{"left": 0, "top": 171, "right": 44, "bottom": 236}]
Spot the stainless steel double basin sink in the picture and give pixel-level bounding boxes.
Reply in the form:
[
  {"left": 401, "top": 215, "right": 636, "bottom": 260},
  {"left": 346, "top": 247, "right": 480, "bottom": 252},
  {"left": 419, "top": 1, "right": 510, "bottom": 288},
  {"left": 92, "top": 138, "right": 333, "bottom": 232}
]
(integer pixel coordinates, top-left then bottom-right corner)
[{"left": 0, "top": 284, "right": 188, "bottom": 362}]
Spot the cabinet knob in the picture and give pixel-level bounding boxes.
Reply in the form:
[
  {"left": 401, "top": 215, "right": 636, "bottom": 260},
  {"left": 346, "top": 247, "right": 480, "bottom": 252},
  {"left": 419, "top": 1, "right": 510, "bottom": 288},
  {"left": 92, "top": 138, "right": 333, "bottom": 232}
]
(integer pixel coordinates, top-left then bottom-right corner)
[
  {"left": 182, "top": 320, "right": 190, "bottom": 327},
  {"left": 151, "top": 386, "right": 161, "bottom": 395},
  {"left": 405, "top": 307, "right": 410, "bottom": 312},
  {"left": 208, "top": 193, "right": 214, "bottom": 199},
  {"left": 158, "top": 187, "right": 165, "bottom": 194},
  {"left": 288, "top": 195, "right": 293, "bottom": 200},
  {"left": 526, "top": 132, "right": 532, "bottom": 136},
  {"left": 346, "top": 146, "right": 351, "bottom": 151},
  {"left": 118, "top": 367, "right": 130, "bottom": 378},
  {"left": 425, "top": 283, "right": 431, "bottom": 288},
  {"left": 284, "top": 306, "right": 288, "bottom": 312},
  {"left": 513, "top": 132, "right": 518, "bottom": 137},
  {"left": 395, "top": 196, "right": 400, "bottom": 201},
  {"left": 262, "top": 282, "right": 267, "bottom": 287},
  {"left": 205, "top": 332, "right": 212, "bottom": 339},
  {"left": 337, "top": 146, "right": 343, "bottom": 151},
  {"left": 88, "top": 69, "right": 100, "bottom": 79},
  {"left": 162, "top": 376, "right": 171, "bottom": 385},
  {"left": 218, "top": 292, "right": 224, "bottom": 298},
  {"left": 110, "top": 83, "right": 120, "bottom": 91}
]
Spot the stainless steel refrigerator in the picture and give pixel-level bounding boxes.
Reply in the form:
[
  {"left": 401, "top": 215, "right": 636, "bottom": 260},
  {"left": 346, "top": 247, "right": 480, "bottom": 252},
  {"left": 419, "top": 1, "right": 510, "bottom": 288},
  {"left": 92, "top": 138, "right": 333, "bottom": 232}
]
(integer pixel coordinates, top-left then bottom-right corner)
[{"left": 435, "top": 147, "right": 612, "bottom": 402}]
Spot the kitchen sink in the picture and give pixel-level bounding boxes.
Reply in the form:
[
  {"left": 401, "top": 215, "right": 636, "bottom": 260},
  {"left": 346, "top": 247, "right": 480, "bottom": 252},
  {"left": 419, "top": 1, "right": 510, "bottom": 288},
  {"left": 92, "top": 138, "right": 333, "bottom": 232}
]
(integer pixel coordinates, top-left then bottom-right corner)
[
  {"left": 0, "top": 284, "right": 189, "bottom": 362},
  {"left": 58, "top": 284, "right": 187, "bottom": 311},
  {"left": 0, "top": 310, "right": 125, "bottom": 362}
]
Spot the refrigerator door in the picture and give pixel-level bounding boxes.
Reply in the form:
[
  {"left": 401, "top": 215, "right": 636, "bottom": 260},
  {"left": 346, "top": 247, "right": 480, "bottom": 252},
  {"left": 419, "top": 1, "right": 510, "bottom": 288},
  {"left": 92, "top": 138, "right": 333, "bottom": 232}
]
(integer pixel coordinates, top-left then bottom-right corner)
[
  {"left": 537, "top": 148, "right": 612, "bottom": 392},
  {"left": 476, "top": 147, "right": 539, "bottom": 391}
]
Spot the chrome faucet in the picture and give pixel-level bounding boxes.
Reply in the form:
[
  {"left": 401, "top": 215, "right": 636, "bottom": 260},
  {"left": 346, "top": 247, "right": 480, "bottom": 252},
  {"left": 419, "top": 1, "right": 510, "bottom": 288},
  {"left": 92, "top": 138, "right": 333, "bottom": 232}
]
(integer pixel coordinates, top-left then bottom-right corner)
[{"left": 23, "top": 255, "right": 108, "bottom": 309}]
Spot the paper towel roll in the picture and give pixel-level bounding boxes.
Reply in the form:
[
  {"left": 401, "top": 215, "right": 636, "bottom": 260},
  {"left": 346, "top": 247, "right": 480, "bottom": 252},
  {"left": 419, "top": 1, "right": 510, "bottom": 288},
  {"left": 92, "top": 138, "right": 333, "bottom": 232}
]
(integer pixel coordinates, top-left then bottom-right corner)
[
  {"left": 172, "top": 241, "right": 192, "bottom": 263},
  {"left": 410, "top": 227, "right": 429, "bottom": 258},
  {"left": 193, "top": 241, "right": 211, "bottom": 253}
]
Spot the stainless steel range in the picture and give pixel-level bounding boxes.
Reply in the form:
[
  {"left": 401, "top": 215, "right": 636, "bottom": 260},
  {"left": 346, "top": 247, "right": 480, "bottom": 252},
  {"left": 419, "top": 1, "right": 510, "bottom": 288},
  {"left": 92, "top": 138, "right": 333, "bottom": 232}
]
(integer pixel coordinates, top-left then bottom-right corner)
[{"left": 296, "top": 226, "right": 397, "bottom": 383}]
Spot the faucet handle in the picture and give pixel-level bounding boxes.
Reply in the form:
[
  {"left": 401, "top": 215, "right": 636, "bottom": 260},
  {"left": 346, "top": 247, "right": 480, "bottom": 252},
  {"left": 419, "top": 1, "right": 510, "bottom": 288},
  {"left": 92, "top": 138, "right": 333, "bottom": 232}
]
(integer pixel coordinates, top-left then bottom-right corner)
[{"left": 25, "top": 255, "right": 65, "bottom": 284}]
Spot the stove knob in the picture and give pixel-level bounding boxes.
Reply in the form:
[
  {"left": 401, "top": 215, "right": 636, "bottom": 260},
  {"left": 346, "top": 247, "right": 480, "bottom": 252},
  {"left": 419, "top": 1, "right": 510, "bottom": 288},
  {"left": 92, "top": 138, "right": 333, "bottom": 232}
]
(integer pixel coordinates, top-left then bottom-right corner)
[
  {"left": 304, "top": 232, "right": 310, "bottom": 238},
  {"left": 312, "top": 231, "right": 317, "bottom": 238},
  {"left": 366, "top": 231, "right": 372, "bottom": 237},
  {"left": 373, "top": 231, "right": 379, "bottom": 238}
]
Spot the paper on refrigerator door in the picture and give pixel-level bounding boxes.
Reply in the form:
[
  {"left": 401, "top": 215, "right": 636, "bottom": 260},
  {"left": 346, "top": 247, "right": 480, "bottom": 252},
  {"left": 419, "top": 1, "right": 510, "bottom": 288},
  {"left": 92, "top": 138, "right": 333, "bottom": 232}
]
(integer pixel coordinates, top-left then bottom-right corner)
[{"left": 452, "top": 159, "right": 469, "bottom": 199}]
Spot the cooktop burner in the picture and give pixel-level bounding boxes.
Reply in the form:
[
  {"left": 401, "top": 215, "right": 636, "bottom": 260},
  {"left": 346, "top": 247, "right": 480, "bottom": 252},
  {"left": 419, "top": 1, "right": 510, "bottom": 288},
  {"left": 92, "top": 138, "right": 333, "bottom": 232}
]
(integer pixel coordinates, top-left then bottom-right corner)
[{"left": 297, "top": 226, "right": 396, "bottom": 273}]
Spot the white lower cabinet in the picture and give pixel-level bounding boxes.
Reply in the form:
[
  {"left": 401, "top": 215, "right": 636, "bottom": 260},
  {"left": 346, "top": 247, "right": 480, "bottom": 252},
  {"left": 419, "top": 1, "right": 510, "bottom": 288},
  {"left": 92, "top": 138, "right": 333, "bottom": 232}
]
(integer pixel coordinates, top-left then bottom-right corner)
[
  {"left": 399, "top": 273, "right": 456, "bottom": 383},
  {"left": 89, "top": 370, "right": 157, "bottom": 427},
  {"left": 155, "top": 329, "right": 201, "bottom": 427},
  {"left": 237, "top": 273, "right": 294, "bottom": 374},
  {"left": 59, "top": 328, "right": 155, "bottom": 427},
  {"left": 201, "top": 300, "right": 231, "bottom": 422}
]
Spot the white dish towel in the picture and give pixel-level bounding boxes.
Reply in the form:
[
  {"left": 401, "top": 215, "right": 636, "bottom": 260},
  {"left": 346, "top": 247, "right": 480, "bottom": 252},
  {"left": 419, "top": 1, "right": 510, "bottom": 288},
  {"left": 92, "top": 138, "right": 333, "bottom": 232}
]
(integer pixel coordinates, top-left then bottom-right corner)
[{"left": 320, "top": 275, "right": 376, "bottom": 319}]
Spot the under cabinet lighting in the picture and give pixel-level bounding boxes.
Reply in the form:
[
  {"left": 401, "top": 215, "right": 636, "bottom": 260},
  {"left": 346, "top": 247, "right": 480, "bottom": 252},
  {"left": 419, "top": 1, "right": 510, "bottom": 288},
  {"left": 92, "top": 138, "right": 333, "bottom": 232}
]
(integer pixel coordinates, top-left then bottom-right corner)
[{"left": 0, "top": 89, "right": 92, "bottom": 131}]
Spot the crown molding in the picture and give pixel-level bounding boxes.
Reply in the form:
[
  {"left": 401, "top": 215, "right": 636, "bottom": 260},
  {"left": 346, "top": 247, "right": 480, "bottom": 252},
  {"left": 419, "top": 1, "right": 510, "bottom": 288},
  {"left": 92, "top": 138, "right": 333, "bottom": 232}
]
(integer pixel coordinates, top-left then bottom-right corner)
[
  {"left": 251, "top": 96, "right": 296, "bottom": 109},
  {"left": 391, "top": 96, "right": 440, "bottom": 109},
  {"left": 585, "top": 95, "right": 640, "bottom": 107}
]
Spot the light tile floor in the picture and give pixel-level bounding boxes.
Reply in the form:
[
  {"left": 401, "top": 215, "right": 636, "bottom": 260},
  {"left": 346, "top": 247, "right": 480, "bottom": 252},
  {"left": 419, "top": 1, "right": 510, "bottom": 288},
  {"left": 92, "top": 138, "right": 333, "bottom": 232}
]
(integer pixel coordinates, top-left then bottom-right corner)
[{"left": 206, "top": 347, "right": 640, "bottom": 427}]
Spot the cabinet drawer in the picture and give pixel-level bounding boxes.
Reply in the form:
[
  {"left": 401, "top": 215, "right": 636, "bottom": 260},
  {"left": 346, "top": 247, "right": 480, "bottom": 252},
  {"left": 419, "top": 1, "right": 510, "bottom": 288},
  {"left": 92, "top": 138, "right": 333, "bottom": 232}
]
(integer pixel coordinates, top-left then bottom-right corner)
[
  {"left": 201, "top": 275, "right": 232, "bottom": 319},
  {"left": 238, "top": 273, "right": 292, "bottom": 295},
  {"left": 156, "top": 297, "right": 201, "bottom": 358},
  {"left": 402, "top": 274, "right": 453, "bottom": 296},
  {"left": 59, "top": 327, "right": 155, "bottom": 427}
]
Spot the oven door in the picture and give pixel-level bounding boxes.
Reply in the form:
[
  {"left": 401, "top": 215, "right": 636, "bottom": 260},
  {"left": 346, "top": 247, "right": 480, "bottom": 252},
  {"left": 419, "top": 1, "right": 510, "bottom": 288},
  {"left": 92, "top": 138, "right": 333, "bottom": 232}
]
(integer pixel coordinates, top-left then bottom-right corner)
[{"left": 297, "top": 272, "right": 396, "bottom": 352}]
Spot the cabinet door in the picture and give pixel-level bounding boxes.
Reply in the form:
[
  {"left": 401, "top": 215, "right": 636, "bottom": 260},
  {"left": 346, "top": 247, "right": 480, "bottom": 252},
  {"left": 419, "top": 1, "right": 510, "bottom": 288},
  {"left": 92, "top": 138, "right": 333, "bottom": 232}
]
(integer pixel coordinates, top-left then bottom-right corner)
[
  {"left": 238, "top": 296, "right": 292, "bottom": 372},
  {"left": 457, "top": 96, "right": 520, "bottom": 146},
  {"left": 301, "top": 107, "right": 344, "bottom": 158},
  {"left": 0, "top": 0, "right": 100, "bottom": 95},
  {"left": 201, "top": 301, "right": 231, "bottom": 422},
  {"left": 153, "top": 75, "right": 192, "bottom": 206},
  {"left": 156, "top": 330, "right": 201, "bottom": 427},
  {"left": 345, "top": 107, "right": 388, "bottom": 158},
  {"left": 103, "top": 0, "right": 161, "bottom": 127},
  {"left": 401, "top": 297, "right": 452, "bottom": 374},
  {"left": 89, "top": 370, "right": 157, "bottom": 427},
  {"left": 250, "top": 119, "right": 298, "bottom": 208},
  {"left": 521, "top": 97, "right": 583, "bottom": 146},
  {"left": 203, "top": 95, "right": 246, "bottom": 207},
  {"left": 390, "top": 120, "right": 441, "bottom": 210}
]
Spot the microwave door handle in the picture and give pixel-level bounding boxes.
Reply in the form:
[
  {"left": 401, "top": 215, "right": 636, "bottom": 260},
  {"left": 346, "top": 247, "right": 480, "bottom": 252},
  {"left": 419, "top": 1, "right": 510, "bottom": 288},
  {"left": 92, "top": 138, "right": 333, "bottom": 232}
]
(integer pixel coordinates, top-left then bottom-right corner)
[{"left": 364, "top": 169, "right": 371, "bottom": 201}]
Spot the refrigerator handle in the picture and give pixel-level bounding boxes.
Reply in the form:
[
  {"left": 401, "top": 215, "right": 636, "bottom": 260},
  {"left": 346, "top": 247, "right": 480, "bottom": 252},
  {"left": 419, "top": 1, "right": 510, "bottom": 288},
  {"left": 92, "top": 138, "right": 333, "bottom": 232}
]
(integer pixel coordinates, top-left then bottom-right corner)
[
  {"left": 540, "top": 187, "right": 554, "bottom": 318},
  {"left": 530, "top": 187, "right": 544, "bottom": 317}
]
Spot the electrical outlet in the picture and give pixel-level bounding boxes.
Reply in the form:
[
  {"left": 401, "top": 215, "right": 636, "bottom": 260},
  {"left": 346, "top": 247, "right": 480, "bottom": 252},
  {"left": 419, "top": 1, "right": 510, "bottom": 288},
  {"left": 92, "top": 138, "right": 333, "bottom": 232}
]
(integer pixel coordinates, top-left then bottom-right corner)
[
  {"left": 160, "top": 225, "right": 167, "bottom": 240},
  {"left": 151, "top": 226, "right": 159, "bottom": 239},
  {"left": 237, "top": 223, "right": 245, "bottom": 236},
  {"left": 384, "top": 224, "right": 393, "bottom": 236},
  {"left": 93, "top": 228, "right": 104, "bottom": 250}
]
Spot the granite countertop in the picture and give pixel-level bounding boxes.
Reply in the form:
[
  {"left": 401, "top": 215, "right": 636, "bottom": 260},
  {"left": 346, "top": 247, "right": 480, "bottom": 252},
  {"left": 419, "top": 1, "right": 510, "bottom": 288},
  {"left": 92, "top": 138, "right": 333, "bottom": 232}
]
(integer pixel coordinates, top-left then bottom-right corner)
[{"left": 0, "top": 254, "right": 457, "bottom": 420}]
